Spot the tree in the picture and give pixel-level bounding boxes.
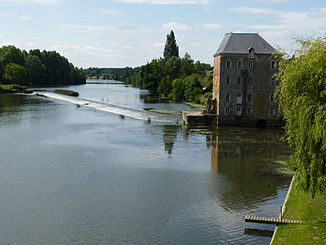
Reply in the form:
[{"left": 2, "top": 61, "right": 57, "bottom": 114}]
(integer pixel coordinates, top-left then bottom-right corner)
[
  {"left": 163, "top": 30, "right": 179, "bottom": 60},
  {"left": 275, "top": 36, "right": 326, "bottom": 197},
  {"left": 4, "top": 63, "right": 28, "bottom": 85},
  {"left": 180, "top": 52, "right": 195, "bottom": 77},
  {"left": 25, "top": 55, "right": 46, "bottom": 85}
]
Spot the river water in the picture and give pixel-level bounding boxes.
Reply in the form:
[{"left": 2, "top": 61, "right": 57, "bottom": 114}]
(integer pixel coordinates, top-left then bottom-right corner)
[{"left": 0, "top": 80, "right": 291, "bottom": 245}]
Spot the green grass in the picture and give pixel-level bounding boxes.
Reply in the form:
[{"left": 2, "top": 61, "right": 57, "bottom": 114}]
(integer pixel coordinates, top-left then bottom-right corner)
[
  {"left": 272, "top": 178, "right": 326, "bottom": 244},
  {"left": 0, "top": 84, "right": 14, "bottom": 90}
]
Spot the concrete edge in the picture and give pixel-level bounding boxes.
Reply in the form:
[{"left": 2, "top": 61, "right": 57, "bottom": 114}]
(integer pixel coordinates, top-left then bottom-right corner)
[{"left": 269, "top": 175, "right": 295, "bottom": 245}]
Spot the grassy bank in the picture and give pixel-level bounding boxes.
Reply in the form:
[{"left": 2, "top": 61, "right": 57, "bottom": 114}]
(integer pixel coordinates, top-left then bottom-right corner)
[
  {"left": 0, "top": 84, "right": 29, "bottom": 93},
  {"left": 272, "top": 178, "right": 326, "bottom": 244}
]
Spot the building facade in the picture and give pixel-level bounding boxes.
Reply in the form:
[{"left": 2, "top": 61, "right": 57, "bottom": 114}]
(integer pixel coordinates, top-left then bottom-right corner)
[{"left": 213, "top": 33, "right": 282, "bottom": 127}]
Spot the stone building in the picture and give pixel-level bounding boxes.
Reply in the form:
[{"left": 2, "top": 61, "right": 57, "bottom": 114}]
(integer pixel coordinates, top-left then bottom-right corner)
[{"left": 212, "top": 32, "right": 282, "bottom": 127}]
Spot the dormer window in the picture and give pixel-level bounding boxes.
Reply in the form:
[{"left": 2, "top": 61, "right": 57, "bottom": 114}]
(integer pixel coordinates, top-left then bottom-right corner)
[
  {"left": 248, "top": 47, "right": 255, "bottom": 59},
  {"left": 226, "top": 60, "right": 232, "bottom": 69}
]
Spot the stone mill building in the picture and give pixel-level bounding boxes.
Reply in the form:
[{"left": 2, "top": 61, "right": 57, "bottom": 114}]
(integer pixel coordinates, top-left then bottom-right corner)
[{"left": 212, "top": 32, "right": 282, "bottom": 127}]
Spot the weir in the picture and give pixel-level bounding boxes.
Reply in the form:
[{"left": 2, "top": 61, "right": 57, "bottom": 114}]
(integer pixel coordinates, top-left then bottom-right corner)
[{"left": 35, "top": 92, "right": 179, "bottom": 123}]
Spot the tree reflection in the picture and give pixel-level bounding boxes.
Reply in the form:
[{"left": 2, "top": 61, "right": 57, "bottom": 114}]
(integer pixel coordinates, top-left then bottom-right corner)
[{"left": 208, "top": 127, "right": 292, "bottom": 212}]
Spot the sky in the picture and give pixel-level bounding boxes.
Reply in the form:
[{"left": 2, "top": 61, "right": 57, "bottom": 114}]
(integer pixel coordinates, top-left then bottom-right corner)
[{"left": 0, "top": 0, "right": 325, "bottom": 68}]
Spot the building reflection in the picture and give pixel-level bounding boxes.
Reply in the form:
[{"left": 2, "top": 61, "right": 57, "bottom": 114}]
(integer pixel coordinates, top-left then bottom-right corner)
[
  {"left": 206, "top": 127, "right": 292, "bottom": 212},
  {"left": 162, "top": 125, "right": 178, "bottom": 155}
]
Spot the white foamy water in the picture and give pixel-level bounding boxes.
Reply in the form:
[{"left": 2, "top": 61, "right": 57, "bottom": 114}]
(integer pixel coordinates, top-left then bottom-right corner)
[{"left": 35, "top": 92, "right": 179, "bottom": 123}]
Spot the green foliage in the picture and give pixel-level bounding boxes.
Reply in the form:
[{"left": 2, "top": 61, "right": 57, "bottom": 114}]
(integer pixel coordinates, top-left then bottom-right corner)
[
  {"left": 0, "top": 45, "right": 85, "bottom": 86},
  {"left": 83, "top": 31, "right": 213, "bottom": 104},
  {"left": 275, "top": 36, "right": 326, "bottom": 197},
  {"left": 163, "top": 30, "right": 179, "bottom": 60},
  {"left": 4, "top": 63, "right": 28, "bottom": 85}
]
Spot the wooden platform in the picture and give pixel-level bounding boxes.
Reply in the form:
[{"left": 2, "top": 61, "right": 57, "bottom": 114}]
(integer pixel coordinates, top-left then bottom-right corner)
[{"left": 245, "top": 215, "right": 303, "bottom": 225}]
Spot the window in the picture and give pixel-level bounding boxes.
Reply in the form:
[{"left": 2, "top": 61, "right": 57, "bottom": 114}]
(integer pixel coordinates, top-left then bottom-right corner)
[
  {"left": 236, "top": 93, "right": 242, "bottom": 104},
  {"left": 236, "top": 106, "right": 241, "bottom": 112},
  {"left": 271, "top": 60, "right": 276, "bottom": 69},
  {"left": 225, "top": 76, "right": 230, "bottom": 85},
  {"left": 226, "top": 60, "right": 232, "bottom": 68},
  {"left": 248, "top": 60, "right": 254, "bottom": 69},
  {"left": 247, "top": 94, "right": 252, "bottom": 102},
  {"left": 237, "top": 76, "right": 242, "bottom": 85},
  {"left": 247, "top": 107, "right": 252, "bottom": 114},
  {"left": 225, "top": 107, "right": 230, "bottom": 114},
  {"left": 237, "top": 60, "right": 242, "bottom": 69},
  {"left": 270, "top": 94, "right": 274, "bottom": 102},
  {"left": 226, "top": 93, "right": 230, "bottom": 102},
  {"left": 248, "top": 77, "right": 253, "bottom": 85}
]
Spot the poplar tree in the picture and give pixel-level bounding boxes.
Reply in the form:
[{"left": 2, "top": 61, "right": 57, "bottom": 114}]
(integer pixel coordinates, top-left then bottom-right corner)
[
  {"left": 163, "top": 30, "right": 179, "bottom": 60},
  {"left": 275, "top": 36, "right": 326, "bottom": 197}
]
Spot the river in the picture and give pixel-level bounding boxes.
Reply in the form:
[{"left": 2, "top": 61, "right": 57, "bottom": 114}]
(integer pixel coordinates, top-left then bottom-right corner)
[{"left": 0, "top": 80, "right": 291, "bottom": 244}]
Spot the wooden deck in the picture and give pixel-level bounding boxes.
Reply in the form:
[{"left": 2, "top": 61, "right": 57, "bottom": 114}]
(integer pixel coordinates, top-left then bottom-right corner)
[{"left": 245, "top": 215, "right": 303, "bottom": 225}]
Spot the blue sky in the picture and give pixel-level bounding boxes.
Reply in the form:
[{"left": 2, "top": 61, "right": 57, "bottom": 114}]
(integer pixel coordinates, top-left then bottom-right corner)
[{"left": 0, "top": 0, "right": 325, "bottom": 68}]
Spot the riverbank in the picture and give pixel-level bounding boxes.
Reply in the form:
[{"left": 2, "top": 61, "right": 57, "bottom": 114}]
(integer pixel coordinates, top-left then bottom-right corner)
[
  {"left": 0, "top": 84, "right": 33, "bottom": 94},
  {"left": 272, "top": 178, "right": 326, "bottom": 244}
]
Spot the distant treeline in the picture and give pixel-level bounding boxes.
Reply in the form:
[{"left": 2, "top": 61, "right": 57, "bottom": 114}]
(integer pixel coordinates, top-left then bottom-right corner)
[
  {"left": 84, "top": 31, "right": 213, "bottom": 104},
  {"left": 0, "top": 45, "right": 86, "bottom": 86}
]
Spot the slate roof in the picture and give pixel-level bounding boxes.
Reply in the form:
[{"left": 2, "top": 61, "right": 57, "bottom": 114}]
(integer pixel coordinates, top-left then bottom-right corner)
[{"left": 214, "top": 33, "right": 275, "bottom": 56}]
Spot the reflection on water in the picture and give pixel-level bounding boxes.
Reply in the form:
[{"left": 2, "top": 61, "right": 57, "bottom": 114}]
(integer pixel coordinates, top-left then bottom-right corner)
[
  {"left": 0, "top": 86, "right": 292, "bottom": 245},
  {"left": 207, "top": 127, "right": 291, "bottom": 212}
]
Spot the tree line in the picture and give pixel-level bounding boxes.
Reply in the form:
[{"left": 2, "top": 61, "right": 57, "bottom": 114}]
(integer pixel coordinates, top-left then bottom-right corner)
[
  {"left": 275, "top": 36, "right": 326, "bottom": 197},
  {"left": 0, "top": 45, "right": 86, "bottom": 86},
  {"left": 84, "top": 31, "right": 213, "bottom": 104}
]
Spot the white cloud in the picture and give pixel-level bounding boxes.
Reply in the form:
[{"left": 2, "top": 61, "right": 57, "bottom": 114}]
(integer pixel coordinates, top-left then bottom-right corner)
[
  {"left": 0, "top": 0, "right": 58, "bottom": 3},
  {"left": 98, "top": 8, "right": 125, "bottom": 17},
  {"left": 0, "top": 13, "right": 14, "bottom": 17},
  {"left": 234, "top": 7, "right": 326, "bottom": 53},
  {"left": 231, "top": 7, "right": 272, "bottom": 14},
  {"left": 203, "top": 23, "right": 223, "bottom": 30},
  {"left": 162, "top": 22, "right": 191, "bottom": 31},
  {"left": 256, "top": 0, "right": 287, "bottom": 2},
  {"left": 18, "top": 15, "right": 32, "bottom": 21},
  {"left": 116, "top": 0, "right": 212, "bottom": 5},
  {"left": 152, "top": 42, "right": 164, "bottom": 47}
]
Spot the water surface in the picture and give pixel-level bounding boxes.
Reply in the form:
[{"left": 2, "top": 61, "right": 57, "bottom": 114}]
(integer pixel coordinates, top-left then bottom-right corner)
[{"left": 0, "top": 81, "right": 291, "bottom": 244}]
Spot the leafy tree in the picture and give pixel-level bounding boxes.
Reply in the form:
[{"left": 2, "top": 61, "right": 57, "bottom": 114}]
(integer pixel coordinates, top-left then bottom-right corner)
[
  {"left": 184, "top": 73, "right": 202, "bottom": 102},
  {"left": 180, "top": 53, "right": 195, "bottom": 77},
  {"left": 165, "top": 56, "right": 181, "bottom": 80},
  {"left": 275, "top": 36, "right": 326, "bottom": 197},
  {"left": 163, "top": 30, "right": 179, "bottom": 60},
  {"left": 172, "top": 78, "right": 186, "bottom": 101},
  {"left": 4, "top": 63, "right": 28, "bottom": 85},
  {"left": 25, "top": 55, "right": 46, "bottom": 85},
  {"left": 158, "top": 77, "right": 172, "bottom": 97}
]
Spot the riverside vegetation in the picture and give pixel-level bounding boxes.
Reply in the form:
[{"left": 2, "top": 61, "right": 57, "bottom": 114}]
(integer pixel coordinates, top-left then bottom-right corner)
[
  {"left": 84, "top": 31, "right": 213, "bottom": 105},
  {"left": 272, "top": 36, "right": 326, "bottom": 243},
  {"left": 0, "top": 45, "right": 86, "bottom": 93}
]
